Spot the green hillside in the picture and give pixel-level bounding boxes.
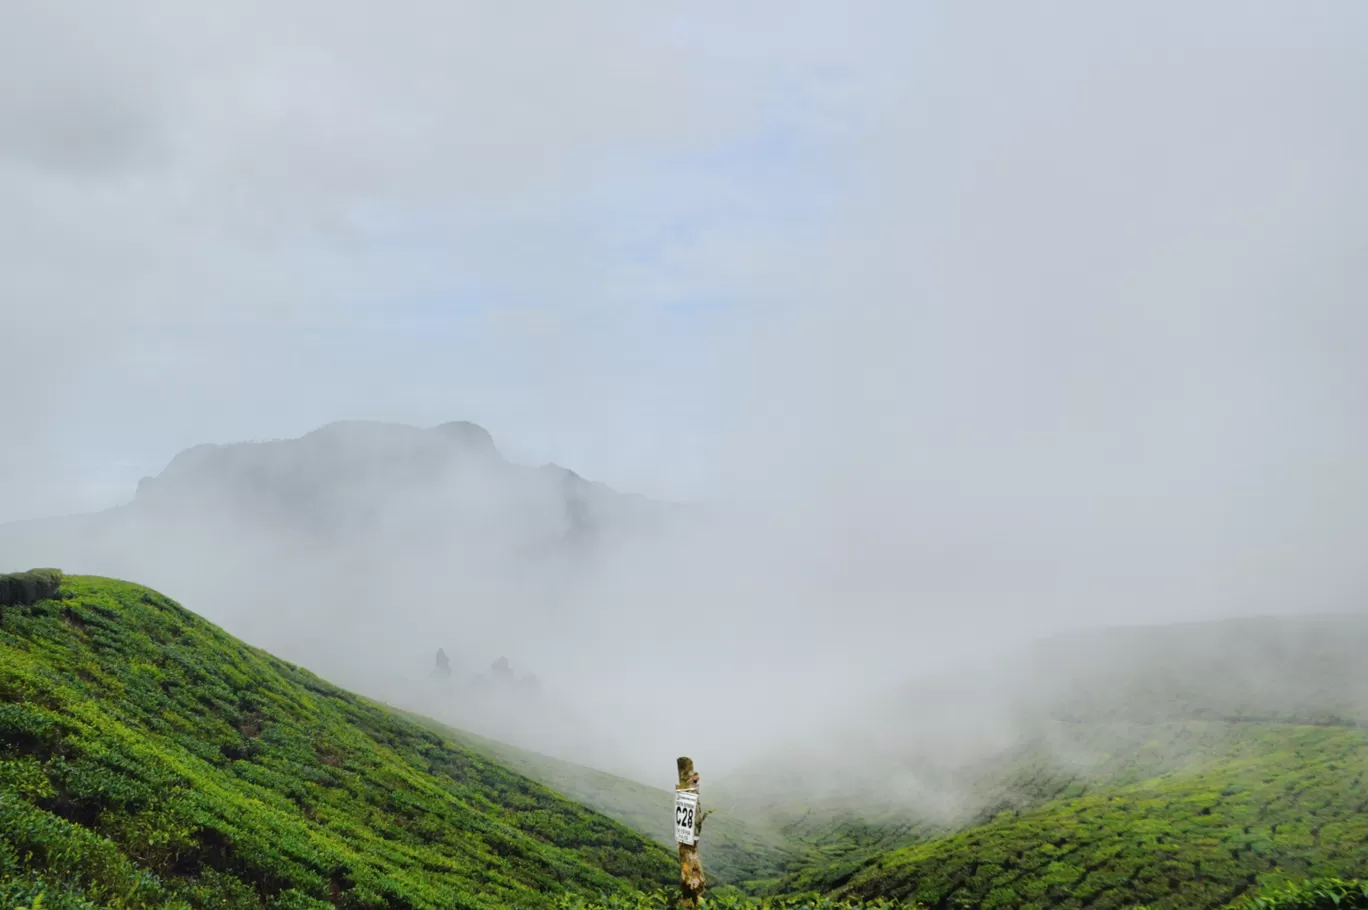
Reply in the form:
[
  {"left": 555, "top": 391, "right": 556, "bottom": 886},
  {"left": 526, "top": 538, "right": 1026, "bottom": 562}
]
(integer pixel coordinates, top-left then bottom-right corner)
[
  {"left": 555, "top": 874, "right": 1368, "bottom": 910},
  {"left": 680, "top": 613, "right": 1368, "bottom": 909},
  {"left": 4, "top": 569, "right": 1363, "bottom": 910},
  {"left": 0, "top": 572, "right": 675, "bottom": 910},
  {"left": 398, "top": 713, "right": 800, "bottom": 889},
  {"left": 706, "top": 613, "right": 1368, "bottom": 903},
  {"left": 822, "top": 721, "right": 1368, "bottom": 910}
]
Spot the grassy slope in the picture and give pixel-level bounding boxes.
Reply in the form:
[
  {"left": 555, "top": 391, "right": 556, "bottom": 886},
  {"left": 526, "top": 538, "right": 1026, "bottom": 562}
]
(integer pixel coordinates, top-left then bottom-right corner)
[
  {"left": 760, "top": 722, "right": 1333, "bottom": 892},
  {"left": 710, "top": 613, "right": 1368, "bottom": 903},
  {"left": 825, "top": 721, "right": 1368, "bottom": 910},
  {"left": 398, "top": 713, "right": 801, "bottom": 889},
  {"left": 552, "top": 874, "right": 1368, "bottom": 910},
  {"left": 7, "top": 573, "right": 1360, "bottom": 910},
  {"left": 0, "top": 575, "right": 675, "bottom": 910}
]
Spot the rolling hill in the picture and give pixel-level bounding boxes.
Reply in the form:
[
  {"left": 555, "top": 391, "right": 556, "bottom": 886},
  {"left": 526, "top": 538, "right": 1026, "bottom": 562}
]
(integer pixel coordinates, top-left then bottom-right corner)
[
  {"left": 701, "top": 612, "right": 1368, "bottom": 908},
  {"left": 714, "top": 612, "right": 1368, "bottom": 820},
  {"left": 827, "top": 720, "right": 1368, "bottom": 909},
  {"left": 556, "top": 716, "right": 1368, "bottom": 910},
  {"left": 3, "top": 569, "right": 1365, "bottom": 910},
  {"left": 0, "top": 571, "right": 675, "bottom": 909},
  {"left": 405, "top": 608, "right": 1368, "bottom": 909}
]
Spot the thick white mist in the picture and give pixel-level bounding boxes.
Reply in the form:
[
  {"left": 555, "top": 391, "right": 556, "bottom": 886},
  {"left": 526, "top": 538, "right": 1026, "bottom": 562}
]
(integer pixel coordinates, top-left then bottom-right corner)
[{"left": 3, "top": 2, "right": 1367, "bottom": 793}]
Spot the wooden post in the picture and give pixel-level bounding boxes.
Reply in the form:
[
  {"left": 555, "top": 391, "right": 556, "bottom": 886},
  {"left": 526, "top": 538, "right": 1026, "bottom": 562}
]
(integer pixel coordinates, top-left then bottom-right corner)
[{"left": 676, "top": 756, "right": 706, "bottom": 905}]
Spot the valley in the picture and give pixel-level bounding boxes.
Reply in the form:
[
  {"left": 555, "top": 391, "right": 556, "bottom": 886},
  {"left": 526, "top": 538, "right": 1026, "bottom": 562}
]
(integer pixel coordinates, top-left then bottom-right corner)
[
  {"left": 4, "top": 422, "right": 1367, "bottom": 909},
  {"left": 5, "top": 567, "right": 1367, "bottom": 908}
]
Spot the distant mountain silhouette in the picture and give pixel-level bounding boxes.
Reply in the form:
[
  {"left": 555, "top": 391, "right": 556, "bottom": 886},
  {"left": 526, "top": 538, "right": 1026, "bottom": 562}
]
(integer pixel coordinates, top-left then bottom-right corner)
[
  {"left": 0, "top": 419, "right": 683, "bottom": 764},
  {"left": 122, "top": 419, "right": 668, "bottom": 548}
]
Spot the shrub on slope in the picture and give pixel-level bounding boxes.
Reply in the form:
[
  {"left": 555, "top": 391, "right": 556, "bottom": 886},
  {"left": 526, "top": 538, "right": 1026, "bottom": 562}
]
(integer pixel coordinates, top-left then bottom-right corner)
[
  {"left": 829, "top": 722, "right": 1368, "bottom": 910},
  {"left": 0, "top": 575, "right": 675, "bottom": 909},
  {"left": 1241, "top": 877, "right": 1368, "bottom": 909},
  {"left": 551, "top": 889, "right": 920, "bottom": 909},
  {"left": 0, "top": 569, "right": 63, "bottom": 607}
]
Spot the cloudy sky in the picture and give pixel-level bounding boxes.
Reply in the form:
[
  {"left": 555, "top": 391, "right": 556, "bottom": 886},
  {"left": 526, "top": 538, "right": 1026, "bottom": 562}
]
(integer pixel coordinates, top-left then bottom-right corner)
[
  {"left": 1, "top": 1, "right": 854, "bottom": 516},
  {"left": 4, "top": 0, "right": 1367, "bottom": 627}
]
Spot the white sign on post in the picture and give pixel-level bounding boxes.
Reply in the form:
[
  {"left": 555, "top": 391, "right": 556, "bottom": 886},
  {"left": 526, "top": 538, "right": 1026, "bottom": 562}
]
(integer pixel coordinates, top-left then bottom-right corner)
[{"left": 674, "top": 789, "right": 699, "bottom": 845}]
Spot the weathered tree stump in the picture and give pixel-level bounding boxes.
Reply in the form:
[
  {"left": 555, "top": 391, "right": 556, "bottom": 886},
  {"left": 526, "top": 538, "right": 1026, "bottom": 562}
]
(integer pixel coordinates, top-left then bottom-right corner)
[{"left": 676, "top": 756, "right": 706, "bottom": 905}]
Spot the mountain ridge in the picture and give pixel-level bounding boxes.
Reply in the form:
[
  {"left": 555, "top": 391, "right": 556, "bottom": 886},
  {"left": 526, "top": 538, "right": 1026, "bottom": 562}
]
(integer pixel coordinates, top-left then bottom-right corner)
[{"left": 2, "top": 419, "right": 681, "bottom": 539}]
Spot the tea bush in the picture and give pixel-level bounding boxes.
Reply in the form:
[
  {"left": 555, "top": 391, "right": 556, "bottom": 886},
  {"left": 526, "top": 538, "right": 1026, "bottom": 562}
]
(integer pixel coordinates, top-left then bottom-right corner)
[
  {"left": 1241, "top": 877, "right": 1368, "bottom": 909},
  {"left": 0, "top": 569, "right": 62, "bottom": 608},
  {"left": 551, "top": 888, "right": 921, "bottom": 910}
]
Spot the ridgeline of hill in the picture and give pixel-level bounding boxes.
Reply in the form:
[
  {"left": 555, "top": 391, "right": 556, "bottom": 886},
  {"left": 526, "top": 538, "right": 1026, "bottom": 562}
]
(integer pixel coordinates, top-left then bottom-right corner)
[
  {"left": 0, "top": 419, "right": 676, "bottom": 561},
  {"left": 714, "top": 612, "right": 1368, "bottom": 823},
  {"left": 798, "top": 721, "right": 1368, "bottom": 909},
  {"left": 0, "top": 572, "right": 675, "bottom": 909}
]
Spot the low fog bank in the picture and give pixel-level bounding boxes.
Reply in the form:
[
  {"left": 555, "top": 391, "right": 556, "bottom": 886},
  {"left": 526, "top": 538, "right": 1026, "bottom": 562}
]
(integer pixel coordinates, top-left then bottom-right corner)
[
  {"left": 4, "top": 415, "right": 1368, "bottom": 793},
  {"left": 4, "top": 418, "right": 993, "bottom": 784},
  {"left": 4, "top": 1, "right": 1368, "bottom": 799},
  {"left": 711, "top": 610, "right": 1368, "bottom": 827}
]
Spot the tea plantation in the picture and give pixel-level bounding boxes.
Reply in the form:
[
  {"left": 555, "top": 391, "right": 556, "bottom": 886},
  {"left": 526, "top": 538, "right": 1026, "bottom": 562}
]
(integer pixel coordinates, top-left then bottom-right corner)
[
  {"left": 548, "top": 875, "right": 1368, "bottom": 910},
  {"left": 826, "top": 722, "right": 1368, "bottom": 909},
  {"left": 0, "top": 573, "right": 675, "bottom": 909},
  {"left": 2, "top": 570, "right": 1364, "bottom": 910}
]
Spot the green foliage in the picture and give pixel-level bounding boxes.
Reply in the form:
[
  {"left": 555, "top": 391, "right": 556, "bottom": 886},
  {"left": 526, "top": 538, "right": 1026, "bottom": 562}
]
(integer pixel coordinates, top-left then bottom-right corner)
[
  {"left": 0, "top": 575, "right": 675, "bottom": 909},
  {"left": 3, "top": 573, "right": 1364, "bottom": 910},
  {"left": 1240, "top": 878, "right": 1368, "bottom": 909},
  {"left": 551, "top": 887, "right": 919, "bottom": 910},
  {"left": 830, "top": 722, "right": 1368, "bottom": 910},
  {"left": 0, "top": 569, "right": 63, "bottom": 608}
]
